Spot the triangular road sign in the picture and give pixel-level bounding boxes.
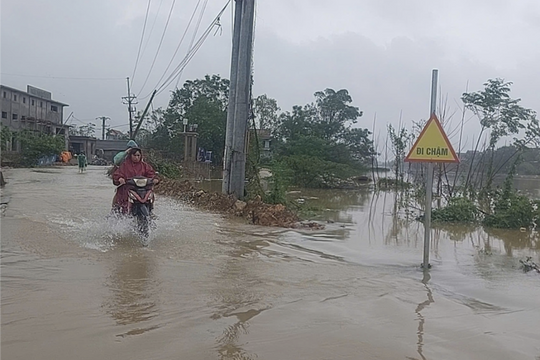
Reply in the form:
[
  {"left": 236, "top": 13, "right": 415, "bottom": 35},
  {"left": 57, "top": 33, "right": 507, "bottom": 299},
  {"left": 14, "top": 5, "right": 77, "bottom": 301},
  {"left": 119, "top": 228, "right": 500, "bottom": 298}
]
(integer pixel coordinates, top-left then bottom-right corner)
[{"left": 405, "top": 114, "right": 459, "bottom": 163}]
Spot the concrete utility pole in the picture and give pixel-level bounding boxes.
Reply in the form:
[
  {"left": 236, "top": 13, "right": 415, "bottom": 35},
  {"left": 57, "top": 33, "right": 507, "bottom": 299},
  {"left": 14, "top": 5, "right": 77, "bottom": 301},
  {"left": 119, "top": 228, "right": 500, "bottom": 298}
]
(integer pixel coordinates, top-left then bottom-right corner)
[
  {"left": 222, "top": 0, "right": 255, "bottom": 199},
  {"left": 122, "top": 77, "right": 137, "bottom": 139},
  {"left": 97, "top": 116, "right": 110, "bottom": 140}
]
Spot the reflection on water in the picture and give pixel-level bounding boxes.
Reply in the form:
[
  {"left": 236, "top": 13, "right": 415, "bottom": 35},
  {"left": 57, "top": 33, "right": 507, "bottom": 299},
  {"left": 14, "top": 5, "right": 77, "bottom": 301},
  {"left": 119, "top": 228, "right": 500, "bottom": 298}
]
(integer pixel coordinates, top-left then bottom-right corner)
[
  {"left": 296, "top": 185, "right": 539, "bottom": 255},
  {"left": 104, "top": 247, "right": 159, "bottom": 332},
  {"left": 211, "top": 237, "right": 270, "bottom": 360},
  {"left": 485, "top": 228, "right": 539, "bottom": 252},
  {"left": 412, "top": 271, "right": 434, "bottom": 360}
]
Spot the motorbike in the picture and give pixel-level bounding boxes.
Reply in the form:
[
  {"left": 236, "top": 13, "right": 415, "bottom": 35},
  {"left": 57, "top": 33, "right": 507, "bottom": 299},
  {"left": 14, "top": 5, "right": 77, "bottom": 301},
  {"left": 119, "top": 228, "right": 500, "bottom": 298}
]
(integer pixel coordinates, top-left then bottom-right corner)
[{"left": 125, "top": 176, "right": 156, "bottom": 239}]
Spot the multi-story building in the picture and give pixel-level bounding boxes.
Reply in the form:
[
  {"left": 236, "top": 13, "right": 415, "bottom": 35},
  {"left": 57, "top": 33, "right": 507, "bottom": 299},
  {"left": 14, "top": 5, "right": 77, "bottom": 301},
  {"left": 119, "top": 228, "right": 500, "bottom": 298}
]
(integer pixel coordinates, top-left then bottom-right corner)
[{"left": 1, "top": 84, "right": 69, "bottom": 151}]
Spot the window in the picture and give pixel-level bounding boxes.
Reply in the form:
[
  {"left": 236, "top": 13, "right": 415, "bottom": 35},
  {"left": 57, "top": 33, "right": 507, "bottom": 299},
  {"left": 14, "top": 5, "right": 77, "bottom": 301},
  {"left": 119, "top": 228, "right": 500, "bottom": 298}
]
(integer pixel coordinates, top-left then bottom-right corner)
[
  {"left": 1, "top": 112, "right": 7, "bottom": 119},
  {"left": 51, "top": 105, "right": 58, "bottom": 112},
  {"left": 31, "top": 99, "right": 35, "bottom": 106},
  {"left": 21, "top": 116, "right": 26, "bottom": 120},
  {"left": 13, "top": 94, "right": 17, "bottom": 101},
  {"left": 12, "top": 113, "right": 18, "bottom": 120},
  {"left": 40, "top": 101, "right": 43, "bottom": 108},
  {"left": 2, "top": 92, "right": 6, "bottom": 98},
  {"left": 23, "top": 97, "right": 26, "bottom": 104}
]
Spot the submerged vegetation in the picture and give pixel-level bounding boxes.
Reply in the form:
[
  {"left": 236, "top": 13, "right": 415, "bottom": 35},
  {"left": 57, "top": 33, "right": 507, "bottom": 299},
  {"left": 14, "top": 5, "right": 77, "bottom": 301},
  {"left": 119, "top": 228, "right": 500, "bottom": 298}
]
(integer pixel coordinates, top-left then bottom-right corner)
[
  {"left": 395, "top": 79, "right": 540, "bottom": 229},
  {"left": 431, "top": 197, "right": 479, "bottom": 223},
  {"left": 134, "top": 75, "right": 538, "bottom": 230}
]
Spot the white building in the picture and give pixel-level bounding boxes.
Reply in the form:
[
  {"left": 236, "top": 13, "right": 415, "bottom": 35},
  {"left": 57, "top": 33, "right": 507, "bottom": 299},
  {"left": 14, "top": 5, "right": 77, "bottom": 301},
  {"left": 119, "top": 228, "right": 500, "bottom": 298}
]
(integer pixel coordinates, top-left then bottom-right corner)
[{"left": 1, "top": 84, "right": 69, "bottom": 151}]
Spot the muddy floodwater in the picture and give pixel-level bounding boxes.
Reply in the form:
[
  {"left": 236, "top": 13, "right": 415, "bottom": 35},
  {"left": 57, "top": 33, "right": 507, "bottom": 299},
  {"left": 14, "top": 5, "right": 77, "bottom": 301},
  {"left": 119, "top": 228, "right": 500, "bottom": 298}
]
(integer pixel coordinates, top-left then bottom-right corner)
[{"left": 1, "top": 166, "right": 539, "bottom": 360}]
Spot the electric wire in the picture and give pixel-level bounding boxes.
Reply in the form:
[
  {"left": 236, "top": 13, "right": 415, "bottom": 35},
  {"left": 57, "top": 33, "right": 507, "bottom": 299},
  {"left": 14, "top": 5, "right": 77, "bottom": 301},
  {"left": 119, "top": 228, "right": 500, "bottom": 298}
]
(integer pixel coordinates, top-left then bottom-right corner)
[
  {"left": 145, "top": 0, "right": 203, "bottom": 98},
  {"left": 135, "top": 0, "right": 178, "bottom": 97},
  {"left": 137, "top": 0, "right": 230, "bottom": 100},
  {"left": 69, "top": 115, "right": 94, "bottom": 127},
  {"left": 131, "top": 0, "right": 153, "bottom": 86},
  {"left": 1, "top": 73, "right": 124, "bottom": 80},
  {"left": 140, "top": 0, "right": 165, "bottom": 60},
  {"left": 155, "top": 24, "right": 214, "bottom": 95},
  {"left": 154, "top": 1, "right": 230, "bottom": 96},
  {"left": 174, "top": 0, "right": 209, "bottom": 88}
]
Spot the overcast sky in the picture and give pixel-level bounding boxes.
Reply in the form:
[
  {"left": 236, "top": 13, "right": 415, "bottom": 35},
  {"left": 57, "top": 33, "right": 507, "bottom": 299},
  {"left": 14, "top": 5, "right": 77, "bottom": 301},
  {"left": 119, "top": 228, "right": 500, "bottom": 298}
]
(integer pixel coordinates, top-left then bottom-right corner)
[{"left": 2, "top": 0, "right": 539, "bottom": 151}]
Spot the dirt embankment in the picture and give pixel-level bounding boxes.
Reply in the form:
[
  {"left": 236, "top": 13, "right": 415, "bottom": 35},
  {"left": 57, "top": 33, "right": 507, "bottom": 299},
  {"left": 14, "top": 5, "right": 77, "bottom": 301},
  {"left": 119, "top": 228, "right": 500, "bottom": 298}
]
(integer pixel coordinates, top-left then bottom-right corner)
[{"left": 154, "top": 178, "right": 323, "bottom": 229}]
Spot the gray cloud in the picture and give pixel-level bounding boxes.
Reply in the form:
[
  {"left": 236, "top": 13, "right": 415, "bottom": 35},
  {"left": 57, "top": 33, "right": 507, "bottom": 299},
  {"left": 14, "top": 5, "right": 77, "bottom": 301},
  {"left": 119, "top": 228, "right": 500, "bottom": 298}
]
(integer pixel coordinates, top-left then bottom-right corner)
[{"left": 2, "top": 0, "right": 538, "bottom": 148}]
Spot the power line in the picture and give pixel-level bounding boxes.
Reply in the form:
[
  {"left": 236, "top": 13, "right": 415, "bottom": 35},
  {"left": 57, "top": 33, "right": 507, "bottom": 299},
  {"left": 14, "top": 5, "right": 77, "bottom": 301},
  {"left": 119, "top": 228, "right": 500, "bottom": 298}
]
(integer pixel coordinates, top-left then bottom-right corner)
[
  {"left": 147, "top": 0, "right": 203, "bottom": 96},
  {"left": 139, "top": 0, "right": 230, "bottom": 100},
  {"left": 131, "top": 0, "right": 153, "bottom": 86},
  {"left": 174, "top": 0, "right": 209, "bottom": 88},
  {"left": 155, "top": 1, "right": 230, "bottom": 96},
  {"left": 70, "top": 115, "right": 92, "bottom": 125},
  {"left": 1, "top": 73, "right": 124, "bottom": 80},
  {"left": 140, "top": 0, "right": 165, "bottom": 60},
  {"left": 135, "top": 0, "right": 178, "bottom": 97},
  {"left": 108, "top": 123, "right": 131, "bottom": 129}
]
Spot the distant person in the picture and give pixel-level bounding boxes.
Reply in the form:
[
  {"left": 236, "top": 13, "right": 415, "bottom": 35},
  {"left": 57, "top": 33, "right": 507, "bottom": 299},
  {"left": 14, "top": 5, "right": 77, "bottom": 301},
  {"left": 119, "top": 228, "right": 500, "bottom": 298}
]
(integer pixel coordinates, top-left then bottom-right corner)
[
  {"left": 60, "top": 150, "right": 72, "bottom": 163},
  {"left": 77, "top": 152, "right": 87, "bottom": 173}
]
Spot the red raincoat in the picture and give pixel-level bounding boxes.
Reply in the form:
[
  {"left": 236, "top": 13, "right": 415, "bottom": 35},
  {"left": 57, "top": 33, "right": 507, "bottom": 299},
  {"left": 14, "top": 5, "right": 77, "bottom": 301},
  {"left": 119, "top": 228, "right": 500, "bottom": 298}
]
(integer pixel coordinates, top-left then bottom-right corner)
[{"left": 112, "top": 153, "right": 156, "bottom": 214}]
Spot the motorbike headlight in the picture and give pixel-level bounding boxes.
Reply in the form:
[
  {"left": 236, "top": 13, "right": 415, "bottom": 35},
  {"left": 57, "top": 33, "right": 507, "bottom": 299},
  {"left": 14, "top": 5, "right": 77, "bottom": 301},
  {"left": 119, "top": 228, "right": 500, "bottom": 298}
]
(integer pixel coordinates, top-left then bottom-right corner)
[{"left": 133, "top": 178, "right": 148, "bottom": 187}]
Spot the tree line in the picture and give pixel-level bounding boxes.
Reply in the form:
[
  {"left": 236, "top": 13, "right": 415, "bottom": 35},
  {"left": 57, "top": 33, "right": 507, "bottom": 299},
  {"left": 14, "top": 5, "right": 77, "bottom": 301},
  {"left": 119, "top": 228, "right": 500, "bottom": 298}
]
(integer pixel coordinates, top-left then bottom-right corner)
[{"left": 139, "top": 74, "right": 376, "bottom": 188}]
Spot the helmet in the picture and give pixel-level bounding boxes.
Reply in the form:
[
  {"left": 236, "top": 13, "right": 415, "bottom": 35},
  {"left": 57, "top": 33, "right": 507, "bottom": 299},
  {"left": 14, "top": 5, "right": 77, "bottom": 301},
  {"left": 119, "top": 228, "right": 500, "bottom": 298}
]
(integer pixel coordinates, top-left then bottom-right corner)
[{"left": 126, "top": 140, "right": 138, "bottom": 148}]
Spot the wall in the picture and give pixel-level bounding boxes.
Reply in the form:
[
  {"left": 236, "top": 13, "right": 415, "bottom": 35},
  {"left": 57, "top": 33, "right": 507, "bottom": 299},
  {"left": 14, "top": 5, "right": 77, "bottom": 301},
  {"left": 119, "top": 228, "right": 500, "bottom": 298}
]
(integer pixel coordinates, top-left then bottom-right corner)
[{"left": 1, "top": 85, "right": 66, "bottom": 131}]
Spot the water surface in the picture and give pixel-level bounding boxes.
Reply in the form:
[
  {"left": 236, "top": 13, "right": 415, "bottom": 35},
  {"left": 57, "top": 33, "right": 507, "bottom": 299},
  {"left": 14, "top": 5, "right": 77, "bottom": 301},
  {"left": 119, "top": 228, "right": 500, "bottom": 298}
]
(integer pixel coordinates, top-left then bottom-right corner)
[{"left": 1, "top": 167, "right": 539, "bottom": 360}]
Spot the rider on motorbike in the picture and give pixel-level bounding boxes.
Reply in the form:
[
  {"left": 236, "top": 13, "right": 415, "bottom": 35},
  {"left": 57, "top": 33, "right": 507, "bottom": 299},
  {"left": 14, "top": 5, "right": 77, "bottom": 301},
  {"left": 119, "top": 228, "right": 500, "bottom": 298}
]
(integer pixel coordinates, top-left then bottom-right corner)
[{"left": 112, "top": 147, "right": 158, "bottom": 214}]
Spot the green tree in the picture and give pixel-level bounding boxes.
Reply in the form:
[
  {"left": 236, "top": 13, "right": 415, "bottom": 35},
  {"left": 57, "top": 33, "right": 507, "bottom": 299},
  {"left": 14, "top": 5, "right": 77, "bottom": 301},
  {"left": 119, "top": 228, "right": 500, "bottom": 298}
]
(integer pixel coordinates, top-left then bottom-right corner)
[
  {"left": 1, "top": 125, "right": 12, "bottom": 151},
  {"left": 312, "top": 88, "right": 362, "bottom": 141},
  {"left": 462, "top": 79, "right": 537, "bottom": 192},
  {"left": 16, "top": 130, "right": 65, "bottom": 166},
  {"left": 152, "top": 75, "right": 229, "bottom": 163},
  {"left": 273, "top": 88, "right": 374, "bottom": 188},
  {"left": 387, "top": 124, "right": 412, "bottom": 185},
  {"left": 253, "top": 94, "right": 280, "bottom": 131}
]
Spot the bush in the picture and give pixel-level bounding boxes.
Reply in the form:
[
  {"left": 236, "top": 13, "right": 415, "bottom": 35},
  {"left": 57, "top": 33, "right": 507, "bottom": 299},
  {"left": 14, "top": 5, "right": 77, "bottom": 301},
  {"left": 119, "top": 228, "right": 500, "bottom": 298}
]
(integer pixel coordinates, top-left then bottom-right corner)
[
  {"left": 151, "top": 160, "right": 181, "bottom": 179},
  {"left": 145, "top": 150, "right": 181, "bottom": 179},
  {"left": 376, "top": 177, "right": 410, "bottom": 190},
  {"left": 264, "top": 161, "right": 291, "bottom": 205},
  {"left": 483, "top": 193, "right": 536, "bottom": 229},
  {"left": 278, "top": 155, "right": 359, "bottom": 188},
  {"left": 16, "top": 130, "right": 65, "bottom": 167},
  {"left": 432, "top": 197, "right": 479, "bottom": 223}
]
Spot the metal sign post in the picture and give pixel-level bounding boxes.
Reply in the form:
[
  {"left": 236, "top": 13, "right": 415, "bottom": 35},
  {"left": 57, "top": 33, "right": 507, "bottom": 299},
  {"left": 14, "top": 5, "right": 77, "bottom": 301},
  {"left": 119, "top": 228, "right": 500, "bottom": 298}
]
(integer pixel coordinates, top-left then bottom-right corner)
[
  {"left": 405, "top": 69, "right": 459, "bottom": 269},
  {"left": 423, "top": 70, "right": 438, "bottom": 269}
]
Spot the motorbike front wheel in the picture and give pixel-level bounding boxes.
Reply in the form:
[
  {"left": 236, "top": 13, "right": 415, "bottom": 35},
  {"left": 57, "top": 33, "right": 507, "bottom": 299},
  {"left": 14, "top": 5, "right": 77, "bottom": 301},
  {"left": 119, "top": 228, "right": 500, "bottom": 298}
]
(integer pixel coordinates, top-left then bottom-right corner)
[
  {"left": 133, "top": 204, "right": 151, "bottom": 242},
  {"left": 136, "top": 213, "right": 150, "bottom": 240}
]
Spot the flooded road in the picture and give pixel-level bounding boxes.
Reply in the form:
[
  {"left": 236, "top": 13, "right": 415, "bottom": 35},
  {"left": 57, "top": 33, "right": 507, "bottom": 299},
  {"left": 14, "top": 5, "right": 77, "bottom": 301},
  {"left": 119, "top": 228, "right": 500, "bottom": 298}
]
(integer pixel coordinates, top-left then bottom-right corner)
[{"left": 1, "top": 167, "right": 539, "bottom": 360}]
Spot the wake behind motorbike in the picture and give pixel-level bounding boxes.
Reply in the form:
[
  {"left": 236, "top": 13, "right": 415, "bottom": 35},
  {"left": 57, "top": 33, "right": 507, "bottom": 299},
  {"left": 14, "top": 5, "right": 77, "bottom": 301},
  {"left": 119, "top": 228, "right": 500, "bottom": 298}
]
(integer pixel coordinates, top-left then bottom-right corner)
[{"left": 123, "top": 176, "right": 156, "bottom": 239}]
